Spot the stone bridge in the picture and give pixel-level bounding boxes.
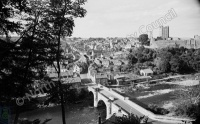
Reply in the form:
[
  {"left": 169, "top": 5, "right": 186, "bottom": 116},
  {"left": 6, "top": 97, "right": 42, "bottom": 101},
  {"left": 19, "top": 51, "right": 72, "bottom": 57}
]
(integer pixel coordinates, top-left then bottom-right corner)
[{"left": 88, "top": 84, "right": 194, "bottom": 124}]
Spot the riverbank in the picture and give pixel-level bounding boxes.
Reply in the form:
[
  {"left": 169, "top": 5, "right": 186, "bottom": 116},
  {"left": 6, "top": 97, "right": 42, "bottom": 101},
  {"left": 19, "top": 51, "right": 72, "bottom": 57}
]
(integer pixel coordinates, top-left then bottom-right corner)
[{"left": 15, "top": 98, "right": 107, "bottom": 124}]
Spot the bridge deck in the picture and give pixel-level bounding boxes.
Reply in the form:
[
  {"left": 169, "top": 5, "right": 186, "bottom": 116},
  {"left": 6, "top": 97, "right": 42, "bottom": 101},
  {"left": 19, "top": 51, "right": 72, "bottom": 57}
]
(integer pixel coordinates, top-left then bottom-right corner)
[{"left": 91, "top": 85, "right": 189, "bottom": 124}]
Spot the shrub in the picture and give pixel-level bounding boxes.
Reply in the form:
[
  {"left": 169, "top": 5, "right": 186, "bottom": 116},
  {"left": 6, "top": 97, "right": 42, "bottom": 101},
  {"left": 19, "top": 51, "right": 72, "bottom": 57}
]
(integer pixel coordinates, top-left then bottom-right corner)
[
  {"left": 114, "top": 114, "right": 148, "bottom": 124},
  {"left": 175, "top": 101, "right": 200, "bottom": 119},
  {"left": 148, "top": 104, "right": 169, "bottom": 115}
]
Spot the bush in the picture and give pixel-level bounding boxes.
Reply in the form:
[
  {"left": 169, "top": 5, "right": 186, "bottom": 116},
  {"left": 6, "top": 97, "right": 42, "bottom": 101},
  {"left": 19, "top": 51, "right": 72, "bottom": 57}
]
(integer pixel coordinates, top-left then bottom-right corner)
[
  {"left": 148, "top": 104, "right": 169, "bottom": 115},
  {"left": 175, "top": 102, "right": 200, "bottom": 119},
  {"left": 174, "top": 85, "right": 200, "bottom": 119},
  {"left": 114, "top": 114, "right": 148, "bottom": 124},
  {"left": 78, "top": 88, "right": 89, "bottom": 100}
]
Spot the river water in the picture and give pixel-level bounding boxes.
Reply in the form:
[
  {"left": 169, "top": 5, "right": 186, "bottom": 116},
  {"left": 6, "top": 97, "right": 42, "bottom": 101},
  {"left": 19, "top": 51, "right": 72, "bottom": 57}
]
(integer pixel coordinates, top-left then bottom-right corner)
[{"left": 19, "top": 100, "right": 106, "bottom": 124}]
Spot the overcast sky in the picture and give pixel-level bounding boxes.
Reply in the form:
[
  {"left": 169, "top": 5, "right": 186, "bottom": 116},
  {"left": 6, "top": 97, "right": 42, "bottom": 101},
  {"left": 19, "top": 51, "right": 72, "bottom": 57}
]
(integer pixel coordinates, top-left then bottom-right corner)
[{"left": 72, "top": 0, "right": 200, "bottom": 38}]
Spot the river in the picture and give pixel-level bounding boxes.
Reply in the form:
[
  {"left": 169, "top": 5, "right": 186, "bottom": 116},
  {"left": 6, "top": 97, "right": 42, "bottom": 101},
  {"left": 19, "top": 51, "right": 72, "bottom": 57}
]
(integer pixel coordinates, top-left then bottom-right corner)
[{"left": 19, "top": 100, "right": 106, "bottom": 124}]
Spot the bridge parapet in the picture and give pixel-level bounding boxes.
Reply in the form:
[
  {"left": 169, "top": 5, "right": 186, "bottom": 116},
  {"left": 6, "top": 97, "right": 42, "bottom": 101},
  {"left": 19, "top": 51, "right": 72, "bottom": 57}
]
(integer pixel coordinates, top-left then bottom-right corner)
[
  {"left": 95, "top": 84, "right": 195, "bottom": 124},
  {"left": 98, "top": 84, "right": 155, "bottom": 116}
]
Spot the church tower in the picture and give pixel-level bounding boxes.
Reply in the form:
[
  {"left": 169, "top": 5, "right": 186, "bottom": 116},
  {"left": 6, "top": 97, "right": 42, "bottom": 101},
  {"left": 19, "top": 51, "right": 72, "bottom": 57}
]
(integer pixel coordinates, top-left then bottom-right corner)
[
  {"left": 149, "top": 31, "right": 154, "bottom": 46},
  {"left": 110, "top": 40, "right": 113, "bottom": 49}
]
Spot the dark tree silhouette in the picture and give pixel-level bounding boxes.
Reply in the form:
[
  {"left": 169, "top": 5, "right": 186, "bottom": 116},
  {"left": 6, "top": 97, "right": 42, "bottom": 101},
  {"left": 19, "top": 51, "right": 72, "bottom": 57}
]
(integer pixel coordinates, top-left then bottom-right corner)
[
  {"left": 39, "top": 0, "right": 87, "bottom": 124},
  {"left": 139, "top": 34, "right": 149, "bottom": 46},
  {"left": 113, "top": 114, "right": 148, "bottom": 124},
  {"left": 0, "top": 1, "right": 87, "bottom": 124}
]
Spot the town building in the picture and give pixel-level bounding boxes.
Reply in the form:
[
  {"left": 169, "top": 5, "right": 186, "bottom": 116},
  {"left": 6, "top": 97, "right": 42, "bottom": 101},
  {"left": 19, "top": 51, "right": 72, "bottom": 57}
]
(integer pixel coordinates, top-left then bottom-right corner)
[
  {"left": 73, "top": 64, "right": 82, "bottom": 74},
  {"left": 94, "top": 58, "right": 102, "bottom": 66},
  {"left": 95, "top": 73, "right": 108, "bottom": 85},
  {"left": 148, "top": 39, "right": 200, "bottom": 49},
  {"left": 194, "top": 35, "right": 200, "bottom": 40},
  {"left": 140, "top": 69, "right": 153, "bottom": 76},
  {"left": 112, "top": 60, "right": 122, "bottom": 66},
  {"left": 159, "top": 26, "right": 169, "bottom": 40},
  {"left": 102, "top": 60, "right": 110, "bottom": 67}
]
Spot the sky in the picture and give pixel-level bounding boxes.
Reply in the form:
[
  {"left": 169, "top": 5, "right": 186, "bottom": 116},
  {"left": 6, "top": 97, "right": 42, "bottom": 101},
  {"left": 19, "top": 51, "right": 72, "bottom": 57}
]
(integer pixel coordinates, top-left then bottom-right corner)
[{"left": 72, "top": 0, "right": 200, "bottom": 38}]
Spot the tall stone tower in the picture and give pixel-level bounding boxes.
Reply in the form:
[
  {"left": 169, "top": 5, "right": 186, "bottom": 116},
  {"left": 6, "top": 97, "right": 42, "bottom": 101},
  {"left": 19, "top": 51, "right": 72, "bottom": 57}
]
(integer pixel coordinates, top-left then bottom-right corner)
[
  {"left": 110, "top": 40, "right": 113, "bottom": 49},
  {"left": 159, "top": 26, "right": 169, "bottom": 40},
  {"left": 149, "top": 31, "right": 154, "bottom": 46}
]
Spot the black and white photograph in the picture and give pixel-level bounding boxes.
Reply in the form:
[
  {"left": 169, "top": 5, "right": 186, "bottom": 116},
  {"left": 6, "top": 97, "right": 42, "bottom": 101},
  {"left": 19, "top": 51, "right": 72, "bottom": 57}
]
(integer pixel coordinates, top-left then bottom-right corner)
[{"left": 0, "top": 0, "right": 200, "bottom": 124}]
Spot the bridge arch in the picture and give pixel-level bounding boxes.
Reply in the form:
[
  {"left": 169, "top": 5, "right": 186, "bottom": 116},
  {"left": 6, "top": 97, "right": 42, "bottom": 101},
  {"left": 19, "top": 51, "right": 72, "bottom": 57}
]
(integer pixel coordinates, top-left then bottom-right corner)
[
  {"left": 88, "top": 86, "right": 122, "bottom": 119},
  {"left": 97, "top": 99, "right": 107, "bottom": 121},
  {"left": 88, "top": 91, "right": 94, "bottom": 106}
]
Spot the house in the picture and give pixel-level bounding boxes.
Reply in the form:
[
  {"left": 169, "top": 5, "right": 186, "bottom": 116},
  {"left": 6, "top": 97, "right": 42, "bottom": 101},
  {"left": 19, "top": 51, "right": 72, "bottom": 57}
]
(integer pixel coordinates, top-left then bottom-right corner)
[
  {"left": 106, "top": 72, "right": 115, "bottom": 80},
  {"left": 95, "top": 73, "right": 108, "bottom": 86},
  {"left": 46, "top": 61, "right": 70, "bottom": 74},
  {"left": 114, "top": 75, "right": 132, "bottom": 86},
  {"left": 140, "top": 69, "right": 153, "bottom": 76},
  {"left": 121, "top": 60, "right": 129, "bottom": 65},
  {"left": 112, "top": 60, "right": 122, "bottom": 66},
  {"left": 73, "top": 64, "right": 82, "bottom": 74},
  {"left": 87, "top": 67, "right": 97, "bottom": 82},
  {"left": 124, "top": 43, "right": 132, "bottom": 49},
  {"left": 79, "top": 55, "right": 89, "bottom": 63},
  {"left": 102, "top": 60, "right": 110, "bottom": 67},
  {"left": 114, "top": 51, "right": 123, "bottom": 57},
  {"left": 94, "top": 58, "right": 102, "bottom": 66},
  {"left": 114, "top": 74, "right": 126, "bottom": 79}
]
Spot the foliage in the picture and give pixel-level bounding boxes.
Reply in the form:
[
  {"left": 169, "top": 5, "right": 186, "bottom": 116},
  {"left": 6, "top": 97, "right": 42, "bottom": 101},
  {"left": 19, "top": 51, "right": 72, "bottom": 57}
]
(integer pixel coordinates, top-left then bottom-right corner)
[
  {"left": 148, "top": 104, "right": 169, "bottom": 115},
  {"left": 174, "top": 85, "right": 200, "bottom": 119},
  {"left": 128, "top": 47, "right": 156, "bottom": 65},
  {"left": 114, "top": 114, "right": 148, "bottom": 124},
  {"left": 128, "top": 46, "right": 200, "bottom": 74},
  {"left": 0, "top": 0, "right": 58, "bottom": 106},
  {"left": 64, "top": 88, "right": 89, "bottom": 103},
  {"left": 175, "top": 101, "right": 200, "bottom": 119},
  {"left": 139, "top": 34, "right": 149, "bottom": 46},
  {"left": 169, "top": 56, "right": 181, "bottom": 73},
  {"left": 158, "top": 47, "right": 200, "bottom": 74},
  {"left": 0, "top": 0, "right": 87, "bottom": 124},
  {"left": 0, "top": 0, "right": 28, "bottom": 37}
]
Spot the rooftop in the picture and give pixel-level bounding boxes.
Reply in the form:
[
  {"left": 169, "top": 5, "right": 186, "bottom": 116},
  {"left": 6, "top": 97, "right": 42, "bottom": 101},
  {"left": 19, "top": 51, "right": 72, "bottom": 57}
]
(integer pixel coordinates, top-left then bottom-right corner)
[
  {"left": 140, "top": 69, "right": 153, "bottom": 73},
  {"left": 95, "top": 73, "right": 108, "bottom": 79}
]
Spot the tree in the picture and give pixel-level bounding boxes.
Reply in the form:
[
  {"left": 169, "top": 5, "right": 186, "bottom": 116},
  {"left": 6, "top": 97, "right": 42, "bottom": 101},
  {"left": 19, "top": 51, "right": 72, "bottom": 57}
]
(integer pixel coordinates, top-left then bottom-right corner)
[
  {"left": 155, "top": 49, "right": 172, "bottom": 73},
  {"left": 0, "top": 0, "right": 27, "bottom": 38},
  {"left": 127, "top": 54, "right": 138, "bottom": 65},
  {"left": 0, "top": 1, "right": 87, "bottom": 124},
  {"left": 169, "top": 56, "right": 181, "bottom": 73},
  {"left": 139, "top": 34, "right": 149, "bottom": 46},
  {"left": 114, "top": 114, "right": 148, "bottom": 124},
  {"left": 40, "top": 0, "right": 87, "bottom": 124},
  {"left": 174, "top": 84, "right": 200, "bottom": 119},
  {"left": 0, "top": 1, "right": 59, "bottom": 123},
  {"left": 160, "top": 59, "right": 170, "bottom": 73},
  {"left": 0, "top": 0, "right": 31, "bottom": 62}
]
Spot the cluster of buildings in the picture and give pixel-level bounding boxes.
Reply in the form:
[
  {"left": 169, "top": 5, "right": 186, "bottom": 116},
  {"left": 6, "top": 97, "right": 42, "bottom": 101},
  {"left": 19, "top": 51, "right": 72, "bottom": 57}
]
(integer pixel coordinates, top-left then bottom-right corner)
[
  {"left": 148, "top": 26, "right": 200, "bottom": 49},
  {"left": 47, "top": 30, "right": 200, "bottom": 90},
  {"left": 86, "top": 51, "right": 153, "bottom": 87},
  {"left": 46, "top": 62, "right": 83, "bottom": 89}
]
